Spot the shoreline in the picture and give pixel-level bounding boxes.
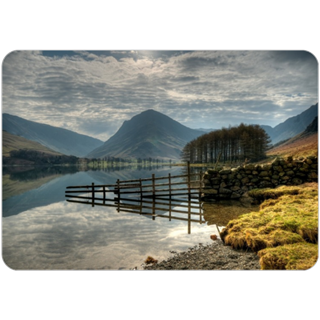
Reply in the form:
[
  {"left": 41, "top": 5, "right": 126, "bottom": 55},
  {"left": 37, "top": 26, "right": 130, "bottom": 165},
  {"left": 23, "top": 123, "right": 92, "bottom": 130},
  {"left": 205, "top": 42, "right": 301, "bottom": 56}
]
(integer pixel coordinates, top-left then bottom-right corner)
[{"left": 143, "top": 240, "right": 261, "bottom": 270}]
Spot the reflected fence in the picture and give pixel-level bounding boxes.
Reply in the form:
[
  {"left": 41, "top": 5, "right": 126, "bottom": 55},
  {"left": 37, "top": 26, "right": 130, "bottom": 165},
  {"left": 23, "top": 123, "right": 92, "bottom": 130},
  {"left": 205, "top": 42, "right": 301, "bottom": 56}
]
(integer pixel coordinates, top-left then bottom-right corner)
[{"left": 65, "top": 162, "right": 208, "bottom": 234}]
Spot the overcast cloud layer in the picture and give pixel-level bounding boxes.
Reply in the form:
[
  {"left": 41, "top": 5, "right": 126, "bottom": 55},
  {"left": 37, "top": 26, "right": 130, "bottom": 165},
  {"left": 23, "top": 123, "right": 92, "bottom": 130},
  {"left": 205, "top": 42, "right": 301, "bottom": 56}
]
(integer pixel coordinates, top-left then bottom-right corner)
[{"left": 2, "top": 50, "right": 318, "bottom": 141}]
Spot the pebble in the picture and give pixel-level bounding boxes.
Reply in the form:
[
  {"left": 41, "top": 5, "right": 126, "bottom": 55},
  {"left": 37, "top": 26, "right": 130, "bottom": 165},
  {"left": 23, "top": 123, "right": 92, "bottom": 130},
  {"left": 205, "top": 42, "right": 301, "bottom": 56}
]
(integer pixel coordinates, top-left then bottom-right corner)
[{"left": 143, "top": 240, "right": 261, "bottom": 270}]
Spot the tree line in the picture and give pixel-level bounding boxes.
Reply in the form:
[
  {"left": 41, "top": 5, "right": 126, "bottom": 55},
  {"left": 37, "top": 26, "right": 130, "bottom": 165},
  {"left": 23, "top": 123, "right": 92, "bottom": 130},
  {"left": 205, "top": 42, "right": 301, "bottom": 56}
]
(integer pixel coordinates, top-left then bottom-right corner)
[
  {"left": 7, "top": 149, "right": 78, "bottom": 165},
  {"left": 181, "top": 123, "right": 271, "bottom": 164}
]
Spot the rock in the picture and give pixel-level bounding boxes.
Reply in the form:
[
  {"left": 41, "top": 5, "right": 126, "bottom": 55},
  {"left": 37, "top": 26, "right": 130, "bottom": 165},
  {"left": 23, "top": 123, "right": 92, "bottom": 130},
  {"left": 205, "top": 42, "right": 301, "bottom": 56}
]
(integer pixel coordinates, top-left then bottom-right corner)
[
  {"left": 210, "top": 234, "right": 218, "bottom": 240},
  {"left": 228, "top": 173, "right": 235, "bottom": 179},
  {"left": 241, "top": 177, "right": 249, "bottom": 184},
  {"left": 205, "top": 189, "right": 218, "bottom": 195},
  {"left": 208, "top": 169, "right": 219, "bottom": 174},
  {"left": 308, "top": 172, "right": 318, "bottom": 179},
  {"left": 231, "top": 192, "right": 241, "bottom": 199},
  {"left": 201, "top": 156, "right": 318, "bottom": 201},
  {"left": 211, "top": 178, "right": 221, "bottom": 184},
  {"left": 244, "top": 164, "right": 255, "bottom": 170},
  {"left": 292, "top": 178, "right": 303, "bottom": 185},
  {"left": 219, "top": 187, "right": 232, "bottom": 194},
  {"left": 306, "top": 158, "right": 313, "bottom": 165},
  {"left": 143, "top": 242, "right": 261, "bottom": 270},
  {"left": 220, "top": 169, "right": 231, "bottom": 174},
  {"left": 144, "top": 256, "right": 158, "bottom": 264},
  {"left": 220, "top": 182, "right": 227, "bottom": 188}
]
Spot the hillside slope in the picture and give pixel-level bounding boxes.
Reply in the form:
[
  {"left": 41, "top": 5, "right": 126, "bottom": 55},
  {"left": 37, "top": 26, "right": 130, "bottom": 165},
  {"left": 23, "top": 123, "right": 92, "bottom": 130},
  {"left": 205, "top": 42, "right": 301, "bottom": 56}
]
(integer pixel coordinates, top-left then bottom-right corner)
[
  {"left": 2, "top": 130, "right": 62, "bottom": 157},
  {"left": 87, "top": 109, "right": 204, "bottom": 160},
  {"left": 265, "top": 103, "right": 318, "bottom": 145},
  {"left": 3, "top": 113, "right": 103, "bottom": 157},
  {"left": 267, "top": 116, "right": 318, "bottom": 158}
]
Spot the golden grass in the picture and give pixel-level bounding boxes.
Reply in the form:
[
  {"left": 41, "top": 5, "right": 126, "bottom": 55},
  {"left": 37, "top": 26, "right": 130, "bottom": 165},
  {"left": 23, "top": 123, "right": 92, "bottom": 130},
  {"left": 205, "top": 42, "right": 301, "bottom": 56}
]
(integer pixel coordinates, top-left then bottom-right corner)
[
  {"left": 267, "top": 132, "right": 318, "bottom": 158},
  {"left": 258, "top": 243, "right": 318, "bottom": 270},
  {"left": 248, "top": 186, "right": 301, "bottom": 202},
  {"left": 220, "top": 183, "right": 318, "bottom": 269},
  {"left": 2, "top": 130, "right": 61, "bottom": 157}
]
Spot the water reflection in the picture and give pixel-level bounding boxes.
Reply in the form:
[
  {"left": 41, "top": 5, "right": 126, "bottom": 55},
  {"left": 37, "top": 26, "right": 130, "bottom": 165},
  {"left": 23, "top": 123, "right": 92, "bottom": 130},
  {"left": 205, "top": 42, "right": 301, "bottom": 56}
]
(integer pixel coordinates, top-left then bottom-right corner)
[
  {"left": 67, "top": 196, "right": 204, "bottom": 235},
  {"left": 2, "top": 165, "right": 220, "bottom": 270}
]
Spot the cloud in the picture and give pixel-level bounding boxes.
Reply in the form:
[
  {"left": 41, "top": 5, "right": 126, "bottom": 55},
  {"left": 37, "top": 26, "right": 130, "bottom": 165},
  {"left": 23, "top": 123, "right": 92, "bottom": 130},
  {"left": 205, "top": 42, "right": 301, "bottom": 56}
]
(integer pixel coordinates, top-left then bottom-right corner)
[{"left": 2, "top": 50, "right": 318, "bottom": 140}]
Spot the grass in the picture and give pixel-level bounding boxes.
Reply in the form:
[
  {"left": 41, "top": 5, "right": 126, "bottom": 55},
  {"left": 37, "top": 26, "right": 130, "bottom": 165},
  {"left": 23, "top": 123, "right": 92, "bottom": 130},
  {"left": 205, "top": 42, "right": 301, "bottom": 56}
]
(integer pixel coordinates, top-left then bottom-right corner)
[
  {"left": 220, "top": 182, "right": 318, "bottom": 270},
  {"left": 247, "top": 185, "right": 301, "bottom": 202},
  {"left": 2, "top": 130, "right": 61, "bottom": 157},
  {"left": 267, "top": 132, "right": 318, "bottom": 158},
  {"left": 258, "top": 243, "right": 318, "bottom": 270}
]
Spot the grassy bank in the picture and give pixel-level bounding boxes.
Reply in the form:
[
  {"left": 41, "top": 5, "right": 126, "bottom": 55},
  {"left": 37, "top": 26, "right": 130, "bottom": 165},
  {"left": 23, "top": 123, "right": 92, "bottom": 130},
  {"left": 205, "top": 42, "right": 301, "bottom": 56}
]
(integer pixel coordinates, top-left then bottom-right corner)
[{"left": 220, "top": 182, "right": 318, "bottom": 270}]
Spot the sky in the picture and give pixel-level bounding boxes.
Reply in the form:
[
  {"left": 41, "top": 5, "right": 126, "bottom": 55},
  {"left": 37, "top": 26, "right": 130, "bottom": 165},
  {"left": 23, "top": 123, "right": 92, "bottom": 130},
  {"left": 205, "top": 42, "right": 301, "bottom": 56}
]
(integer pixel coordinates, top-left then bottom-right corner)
[{"left": 2, "top": 50, "right": 318, "bottom": 141}]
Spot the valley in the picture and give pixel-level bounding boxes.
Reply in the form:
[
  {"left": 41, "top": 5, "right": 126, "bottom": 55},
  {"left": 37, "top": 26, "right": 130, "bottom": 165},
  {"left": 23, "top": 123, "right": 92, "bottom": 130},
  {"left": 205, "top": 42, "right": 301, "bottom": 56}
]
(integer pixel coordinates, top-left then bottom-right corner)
[{"left": 3, "top": 103, "right": 318, "bottom": 165}]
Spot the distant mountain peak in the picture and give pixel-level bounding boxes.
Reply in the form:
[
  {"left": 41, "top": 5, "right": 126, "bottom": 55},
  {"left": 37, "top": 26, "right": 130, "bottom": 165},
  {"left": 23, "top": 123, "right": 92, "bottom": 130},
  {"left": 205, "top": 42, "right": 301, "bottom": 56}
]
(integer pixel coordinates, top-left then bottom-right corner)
[{"left": 87, "top": 109, "right": 204, "bottom": 160}]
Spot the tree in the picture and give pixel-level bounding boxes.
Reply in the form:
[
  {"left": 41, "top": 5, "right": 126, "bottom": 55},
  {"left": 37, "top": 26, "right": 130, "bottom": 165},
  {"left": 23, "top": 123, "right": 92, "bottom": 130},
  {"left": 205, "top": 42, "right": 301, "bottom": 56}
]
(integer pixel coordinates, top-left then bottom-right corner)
[{"left": 181, "top": 124, "right": 270, "bottom": 163}]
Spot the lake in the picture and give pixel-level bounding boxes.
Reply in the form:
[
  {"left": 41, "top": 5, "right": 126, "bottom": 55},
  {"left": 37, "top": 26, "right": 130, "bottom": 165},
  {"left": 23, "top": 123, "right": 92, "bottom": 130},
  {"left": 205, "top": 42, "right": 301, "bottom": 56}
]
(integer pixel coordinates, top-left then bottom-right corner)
[{"left": 2, "top": 165, "right": 220, "bottom": 270}]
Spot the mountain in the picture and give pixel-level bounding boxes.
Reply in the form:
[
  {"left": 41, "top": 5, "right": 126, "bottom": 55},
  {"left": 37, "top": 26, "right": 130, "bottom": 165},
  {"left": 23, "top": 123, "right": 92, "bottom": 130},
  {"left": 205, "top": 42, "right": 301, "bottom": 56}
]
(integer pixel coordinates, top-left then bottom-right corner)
[
  {"left": 87, "top": 109, "right": 204, "bottom": 160},
  {"left": 304, "top": 116, "right": 318, "bottom": 134},
  {"left": 2, "top": 113, "right": 103, "bottom": 157},
  {"left": 262, "top": 103, "right": 318, "bottom": 145},
  {"left": 2, "top": 130, "right": 62, "bottom": 157},
  {"left": 266, "top": 115, "right": 318, "bottom": 158}
]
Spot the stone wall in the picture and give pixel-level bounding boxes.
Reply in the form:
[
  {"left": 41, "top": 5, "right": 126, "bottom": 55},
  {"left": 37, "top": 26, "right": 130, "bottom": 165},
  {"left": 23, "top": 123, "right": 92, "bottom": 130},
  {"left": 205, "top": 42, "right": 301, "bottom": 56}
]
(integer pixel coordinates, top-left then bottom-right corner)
[{"left": 201, "top": 156, "right": 318, "bottom": 201}]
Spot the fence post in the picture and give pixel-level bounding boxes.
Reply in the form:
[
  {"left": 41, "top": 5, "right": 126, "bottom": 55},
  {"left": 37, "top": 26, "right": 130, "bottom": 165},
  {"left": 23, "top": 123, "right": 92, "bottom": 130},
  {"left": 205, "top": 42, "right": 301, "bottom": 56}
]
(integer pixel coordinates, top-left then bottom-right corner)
[
  {"left": 187, "top": 161, "right": 191, "bottom": 200},
  {"left": 103, "top": 186, "right": 106, "bottom": 205},
  {"left": 168, "top": 172, "right": 172, "bottom": 221},
  {"left": 117, "top": 179, "right": 120, "bottom": 200},
  {"left": 199, "top": 170, "right": 202, "bottom": 201},
  {"left": 152, "top": 174, "right": 155, "bottom": 198},
  {"left": 168, "top": 173, "right": 171, "bottom": 200},
  {"left": 139, "top": 178, "right": 142, "bottom": 199},
  {"left": 92, "top": 182, "right": 95, "bottom": 207}
]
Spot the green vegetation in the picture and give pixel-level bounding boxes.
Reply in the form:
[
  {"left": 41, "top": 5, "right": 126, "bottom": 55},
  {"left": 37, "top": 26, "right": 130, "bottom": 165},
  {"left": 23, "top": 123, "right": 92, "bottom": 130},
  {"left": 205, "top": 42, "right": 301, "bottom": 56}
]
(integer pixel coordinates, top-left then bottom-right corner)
[
  {"left": 86, "top": 157, "right": 176, "bottom": 169},
  {"left": 220, "top": 183, "right": 318, "bottom": 270},
  {"left": 181, "top": 123, "right": 271, "bottom": 164},
  {"left": 247, "top": 186, "right": 301, "bottom": 202},
  {"left": 258, "top": 242, "right": 318, "bottom": 270},
  {"left": 2, "top": 130, "right": 62, "bottom": 157},
  {"left": 5, "top": 149, "right": 78, "bottom": 165}
]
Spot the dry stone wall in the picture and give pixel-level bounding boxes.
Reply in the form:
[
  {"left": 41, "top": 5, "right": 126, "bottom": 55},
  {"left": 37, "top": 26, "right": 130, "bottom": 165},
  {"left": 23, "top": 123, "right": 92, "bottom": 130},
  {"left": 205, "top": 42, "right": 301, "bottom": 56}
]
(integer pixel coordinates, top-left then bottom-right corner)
[{"left": 201, "top": 156, "right": 318, "bottom": 201}]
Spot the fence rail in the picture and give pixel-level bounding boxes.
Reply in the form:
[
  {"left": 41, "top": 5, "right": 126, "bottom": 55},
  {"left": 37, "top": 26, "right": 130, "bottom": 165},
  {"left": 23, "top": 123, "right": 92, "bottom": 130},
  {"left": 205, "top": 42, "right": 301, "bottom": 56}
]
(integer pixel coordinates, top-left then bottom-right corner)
[
  {"left": 65, "top": 162, "right": 206, "bottom": 233},
  {"left": 66, "top": 195, "right": 203, "bottom": 234},
  {"left": 65, "top": 162, "right": 204, "bottom": 203}
]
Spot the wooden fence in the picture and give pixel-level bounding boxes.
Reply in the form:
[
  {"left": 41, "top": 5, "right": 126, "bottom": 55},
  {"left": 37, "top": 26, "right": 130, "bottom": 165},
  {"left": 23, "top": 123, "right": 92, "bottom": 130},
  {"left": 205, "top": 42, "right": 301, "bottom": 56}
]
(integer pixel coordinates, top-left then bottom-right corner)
[
  {"left": 65, "top": 162, "right": 205, "bottom": 233},
  {"left": 65, "top": 162, "right": 203, "bottom": 203}
]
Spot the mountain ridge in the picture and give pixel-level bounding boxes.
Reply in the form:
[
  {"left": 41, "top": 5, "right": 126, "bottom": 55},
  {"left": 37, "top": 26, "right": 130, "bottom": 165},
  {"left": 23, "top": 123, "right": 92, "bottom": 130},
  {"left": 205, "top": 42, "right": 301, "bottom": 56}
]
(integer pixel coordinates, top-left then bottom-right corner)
[
  {"left": 262, "top": 103, "right": 318, "bottom": 145},
  {"left": 2, "top": 103, "right": 317, "bottom": 161},
  {"left": 2, "top": 113, "right": 103, "bottom": 157},
  {"left": 2, "top": 130, "right": 63, "bottom": 157},
  {"left": 87, "top": 109, "right": 205, "bottom": 160}
]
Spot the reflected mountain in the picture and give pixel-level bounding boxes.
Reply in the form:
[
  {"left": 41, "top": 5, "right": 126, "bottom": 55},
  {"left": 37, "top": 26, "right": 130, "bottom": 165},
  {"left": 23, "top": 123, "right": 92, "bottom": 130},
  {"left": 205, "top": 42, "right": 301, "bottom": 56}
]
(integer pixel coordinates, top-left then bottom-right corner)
[{"left": 2, "top": 166, "right": 184, "bottom": 217}]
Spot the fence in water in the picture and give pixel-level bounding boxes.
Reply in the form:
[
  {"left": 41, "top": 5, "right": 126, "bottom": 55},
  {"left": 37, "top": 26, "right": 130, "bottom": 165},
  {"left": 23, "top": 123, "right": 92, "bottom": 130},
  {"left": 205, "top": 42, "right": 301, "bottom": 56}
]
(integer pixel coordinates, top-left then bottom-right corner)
[{"left": 65, "top": 163, "right": 205, "bottom": 233}]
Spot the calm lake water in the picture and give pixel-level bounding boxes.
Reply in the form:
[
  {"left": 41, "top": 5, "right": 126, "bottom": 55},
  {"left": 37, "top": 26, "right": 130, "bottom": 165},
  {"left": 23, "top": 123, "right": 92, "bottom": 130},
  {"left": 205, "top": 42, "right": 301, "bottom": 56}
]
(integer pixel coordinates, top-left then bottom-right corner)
[{"left": 2, "top": 165, "right": 219, "bottom": 270}]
